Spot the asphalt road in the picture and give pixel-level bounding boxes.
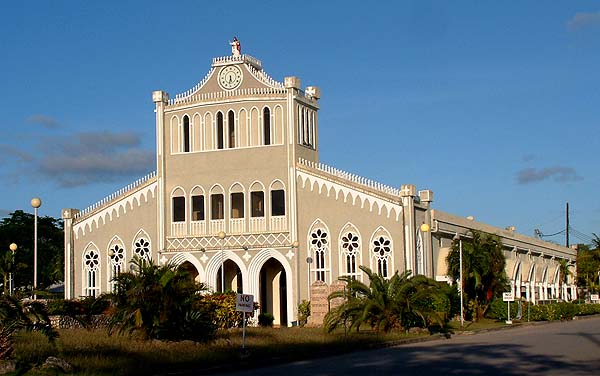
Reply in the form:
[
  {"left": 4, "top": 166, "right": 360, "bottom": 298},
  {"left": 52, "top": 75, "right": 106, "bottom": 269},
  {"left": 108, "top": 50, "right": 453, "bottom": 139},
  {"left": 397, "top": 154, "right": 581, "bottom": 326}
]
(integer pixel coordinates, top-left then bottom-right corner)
[{"left": 223, "top": 317, "right": 600, "bottom": 376}]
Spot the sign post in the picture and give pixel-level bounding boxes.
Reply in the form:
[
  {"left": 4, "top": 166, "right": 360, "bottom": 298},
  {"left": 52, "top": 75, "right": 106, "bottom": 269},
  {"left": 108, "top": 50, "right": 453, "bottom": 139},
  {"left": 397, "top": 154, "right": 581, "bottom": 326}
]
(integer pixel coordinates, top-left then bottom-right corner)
[
  {"left": 236, "top": 293, "right": 254, "bottom": 350},
  {"left": 503, "top": 292, "right": 514, "bottom": 324}
]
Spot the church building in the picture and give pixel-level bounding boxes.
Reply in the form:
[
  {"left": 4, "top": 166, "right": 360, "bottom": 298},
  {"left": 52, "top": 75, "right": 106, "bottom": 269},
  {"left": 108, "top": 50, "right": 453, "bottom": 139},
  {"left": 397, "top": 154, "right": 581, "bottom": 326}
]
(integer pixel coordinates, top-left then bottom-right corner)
[{"left": 62, "top": 41, "right": 577, "bottom": 326}]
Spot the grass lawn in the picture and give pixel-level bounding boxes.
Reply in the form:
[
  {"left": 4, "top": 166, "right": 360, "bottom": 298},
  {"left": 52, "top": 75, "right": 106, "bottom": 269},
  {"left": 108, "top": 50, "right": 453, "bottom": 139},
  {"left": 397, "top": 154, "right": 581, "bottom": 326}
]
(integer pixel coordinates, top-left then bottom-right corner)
[
  {"left": 447, "top": 318, "right": 516, "bottom": 332},
  {"left": 11, "top": 327, "right": 427, "bottom": 375}
]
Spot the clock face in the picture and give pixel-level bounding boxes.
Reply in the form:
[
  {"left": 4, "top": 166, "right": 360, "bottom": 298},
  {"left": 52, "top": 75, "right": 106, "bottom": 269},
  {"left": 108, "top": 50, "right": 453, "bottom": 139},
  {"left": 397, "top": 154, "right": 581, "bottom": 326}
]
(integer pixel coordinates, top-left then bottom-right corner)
[{"left": 218, "top": 65, "right": 243, "bottom": 90}]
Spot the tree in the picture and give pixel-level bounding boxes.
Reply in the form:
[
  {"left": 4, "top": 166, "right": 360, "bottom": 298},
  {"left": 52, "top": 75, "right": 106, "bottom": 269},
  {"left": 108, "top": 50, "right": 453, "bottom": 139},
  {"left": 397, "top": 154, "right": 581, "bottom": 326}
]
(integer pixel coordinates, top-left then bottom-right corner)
[
  {"left": 446, "top": 230, "right": 509, "bottom": 320},
  {"left": 576, "top": 244, "right": 600, "bottom": 293},
  {"left": 106, "top": 257, "right": 216, "bottom": 342},
  {"left": 557, "top": 258, "right": 573, "bottom": 299},
  {"left": 0, "top": 295, "right": 57, "bottom": 360},
  {"left": 0, "top": 210, "right": 64, "bottom": 293},
  {"left": 324, "top": 266, "right": 449, "bottom": 333}
]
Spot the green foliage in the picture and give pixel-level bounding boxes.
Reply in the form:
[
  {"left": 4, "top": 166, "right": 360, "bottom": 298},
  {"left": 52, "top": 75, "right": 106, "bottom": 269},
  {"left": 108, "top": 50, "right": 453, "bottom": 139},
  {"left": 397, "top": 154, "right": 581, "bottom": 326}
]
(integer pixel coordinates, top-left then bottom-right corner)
[
  {"left": 0, "top": 295, "right": 57, "bottom": 360},
  {"left": 105, "top": 257, "right": 216, "bottom": 342},
  {"left": 486, "top": 299, "right": 600, "bottom": 322},
  {"left": 486, "top": 298, "right": 520, "bottom": 320},
  {"left": 258, "top": 312, "right": 275, "bottom": 327},
  {"left": 0, "top": 210, "right": 64, "bottom": 292},
  {"left": 298, "top": 300, "right": 311, "bottom": 326},
  {"left": 199, "top": 292, "right": 258, "bottom": 329},
  {"left": 446, "top": 230, "right": 509, "bottom": 320},
  {"left": 576, "top": 244, "right": 600, "bottom": 293},
  {"left": 324, "top": 266, "right": 449, "bottom": 333}
]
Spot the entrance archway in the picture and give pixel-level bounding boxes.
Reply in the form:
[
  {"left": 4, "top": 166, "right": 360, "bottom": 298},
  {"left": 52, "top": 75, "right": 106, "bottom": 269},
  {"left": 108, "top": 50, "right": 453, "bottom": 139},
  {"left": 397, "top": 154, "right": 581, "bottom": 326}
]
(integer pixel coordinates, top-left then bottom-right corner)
[
  {"left": 217, "top": 259, "right": 243, "bottom": 293},
  {"left": 259, "top": 258, "right": 287, "bottom": 326},
  {"left": 179, "top": 261, "right": 199, "bottom": 282}
]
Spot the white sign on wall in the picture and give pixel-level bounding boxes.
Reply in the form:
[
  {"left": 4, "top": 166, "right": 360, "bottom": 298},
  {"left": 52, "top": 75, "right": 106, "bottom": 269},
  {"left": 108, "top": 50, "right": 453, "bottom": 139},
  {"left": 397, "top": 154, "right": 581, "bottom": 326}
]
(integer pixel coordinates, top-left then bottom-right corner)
[
  {"left": 236, "top": 293, "right": 254, "bottom": 312},
  {"left": 503, "top": 292, "right": 515, "bottom": 302},
  {"left": 591, "top": 294, "right": 599, "bottom": 302}
]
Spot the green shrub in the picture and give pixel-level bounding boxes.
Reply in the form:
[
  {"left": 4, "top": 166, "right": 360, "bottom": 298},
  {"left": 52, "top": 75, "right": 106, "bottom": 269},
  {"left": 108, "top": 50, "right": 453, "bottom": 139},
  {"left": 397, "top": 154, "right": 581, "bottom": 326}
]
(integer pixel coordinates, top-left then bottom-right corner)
[
  {"left": 199, "top": 292, "right": 258, "bottom": 329},
  {"left": 258, "top": 313, "right": 274, "bottom": 327},
  {"left": 298, "top": 300, "right": 310, "bottom": 327},
  {"left": 486, "top": 298, "right": 520, "bottom": 320}
]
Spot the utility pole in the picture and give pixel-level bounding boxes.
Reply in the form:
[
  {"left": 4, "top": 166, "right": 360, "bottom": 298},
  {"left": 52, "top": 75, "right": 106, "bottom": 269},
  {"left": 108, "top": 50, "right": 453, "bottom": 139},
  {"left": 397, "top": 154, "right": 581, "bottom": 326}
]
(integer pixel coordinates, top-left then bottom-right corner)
[{"left": 566, "top": 202, "right": 569, "bottom": 248}]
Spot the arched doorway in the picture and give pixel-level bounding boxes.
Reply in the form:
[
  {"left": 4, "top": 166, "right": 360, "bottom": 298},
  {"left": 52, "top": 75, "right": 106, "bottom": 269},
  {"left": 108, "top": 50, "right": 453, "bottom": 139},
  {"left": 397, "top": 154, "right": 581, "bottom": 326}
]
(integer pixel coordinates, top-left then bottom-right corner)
[
  {"left": 179, "top": 261, "right": 199, "bottom": 282},
  {"left": 259, "top": 258, "right": 287, "bottom": 326},
  {"left": 217, "top": 259, "right": 243, "bottom": 293}
]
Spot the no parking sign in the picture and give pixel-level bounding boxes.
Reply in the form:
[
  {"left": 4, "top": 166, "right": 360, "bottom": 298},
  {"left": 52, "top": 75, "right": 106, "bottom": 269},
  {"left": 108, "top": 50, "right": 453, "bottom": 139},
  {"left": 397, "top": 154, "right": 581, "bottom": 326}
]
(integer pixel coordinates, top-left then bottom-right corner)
[{"left": 236, "top": 294, "right": 254, "bottom": 312}]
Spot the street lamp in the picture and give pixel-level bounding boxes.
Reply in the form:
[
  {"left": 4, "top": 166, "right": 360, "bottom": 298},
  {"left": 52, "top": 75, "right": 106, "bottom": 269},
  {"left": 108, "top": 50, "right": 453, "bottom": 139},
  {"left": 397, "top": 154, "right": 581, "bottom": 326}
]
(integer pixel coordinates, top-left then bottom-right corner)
[
  {"left": 9, "top": 243, "right": 17, "bottom": 295},
  {"left": 306, "top": 256, "right": 313, "bottom": 294},
  {"left": 453, "top": 233, "right": 464, "bottom": 327},
  {"left": 218, "top": 231, "right": 226, "bottom": 292},
  {"left": 31, "top": 197, "right": 42, "bottom": 299}
]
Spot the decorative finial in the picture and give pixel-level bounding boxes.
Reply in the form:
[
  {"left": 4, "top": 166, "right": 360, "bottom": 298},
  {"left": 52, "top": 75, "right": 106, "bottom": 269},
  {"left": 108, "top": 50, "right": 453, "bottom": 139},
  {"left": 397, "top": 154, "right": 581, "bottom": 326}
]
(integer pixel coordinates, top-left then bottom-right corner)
[{"left": 229, "top": 36, "right": 241, "bottom": 57}]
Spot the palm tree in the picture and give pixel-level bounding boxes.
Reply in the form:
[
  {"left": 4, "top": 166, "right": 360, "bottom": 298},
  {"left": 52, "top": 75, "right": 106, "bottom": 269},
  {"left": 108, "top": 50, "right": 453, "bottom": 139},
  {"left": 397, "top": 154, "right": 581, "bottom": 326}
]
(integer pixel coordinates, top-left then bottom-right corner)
[
  {"left": 446, "top": 230, "right": 508, "bottom": 320},
  {"left": 0, "top": 295, "right": 57, "bottom": 360},
  {"left": 557, "top": 258, "right": 573, "bottom": 300},
  {"left": 324, "top": 266, "right": 449, "bottom": 333},
  {"left": 106, "top": 257, "right": 216, "bottom": 341}
]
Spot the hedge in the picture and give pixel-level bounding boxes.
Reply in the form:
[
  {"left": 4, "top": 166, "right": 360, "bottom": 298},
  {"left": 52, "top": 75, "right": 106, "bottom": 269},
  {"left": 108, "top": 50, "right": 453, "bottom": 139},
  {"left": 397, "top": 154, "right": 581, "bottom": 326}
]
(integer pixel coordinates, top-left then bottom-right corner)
[{"left": 487, "top": 299, "right": 600, "bottom": 321}]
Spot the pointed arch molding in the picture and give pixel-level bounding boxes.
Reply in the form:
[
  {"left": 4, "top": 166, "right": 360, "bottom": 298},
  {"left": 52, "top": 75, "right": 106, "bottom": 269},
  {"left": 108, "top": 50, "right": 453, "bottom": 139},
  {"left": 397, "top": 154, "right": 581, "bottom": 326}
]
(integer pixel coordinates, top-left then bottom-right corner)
[
  {"left": 204, "top": 250, "right": 249, "bottom": 292},
  {"left": 297, "top": 171, "right": 402, "bottom": 220},
  {"left": 247, "top": 249, "right": 294, "bottom": 326},
  {"left": 74, "top": 182, "right": 157, "bottom": 239},
  {"left": 168, "top": 252, "right": 205, "bottom": 281}
]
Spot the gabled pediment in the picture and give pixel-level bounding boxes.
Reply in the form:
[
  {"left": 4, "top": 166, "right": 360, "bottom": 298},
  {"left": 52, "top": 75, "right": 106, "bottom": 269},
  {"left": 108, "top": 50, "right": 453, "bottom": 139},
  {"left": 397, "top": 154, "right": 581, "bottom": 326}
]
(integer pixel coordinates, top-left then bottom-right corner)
[{"left": 169, "top": 54, "right": 285, "bottom": 106}]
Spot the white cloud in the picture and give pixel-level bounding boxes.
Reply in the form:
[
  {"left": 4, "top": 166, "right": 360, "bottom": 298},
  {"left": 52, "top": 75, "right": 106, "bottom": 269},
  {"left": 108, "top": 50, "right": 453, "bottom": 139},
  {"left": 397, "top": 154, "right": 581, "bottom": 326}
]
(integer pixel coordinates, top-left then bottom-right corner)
[
  {"left": 36, "top": 131, "right": 155, "bottom": 187},
  {"left": 516, "top": 166, "right": 582, "bottom": 184},
  {"left": 567, "top": 11, "right": 600, "bottom": 31},
  {"left": 27, "top": 114, "right": 61, "bottom": 129}
]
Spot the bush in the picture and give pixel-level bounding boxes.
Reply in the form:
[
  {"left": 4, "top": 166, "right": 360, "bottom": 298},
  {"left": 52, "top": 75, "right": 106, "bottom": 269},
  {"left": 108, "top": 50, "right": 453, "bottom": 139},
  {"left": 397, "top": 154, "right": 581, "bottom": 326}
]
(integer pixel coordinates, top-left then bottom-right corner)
[
  {"left": 258, "top": 313, "right": 274, "bottom": 327},
  {"left": 487, "top": 298, "right": 520, "bottom": 320},
  {"left": 199, "top": 292, "right": 258, "bottom": 329},
  {"left": 298, "top": 300, "right": 310, "bottom": 327},
  {"left": 486, "top": 300, "right": 600, "bottom": 321},
  {"left": 106, "top": 257, "right": 216, "bottom": 342}
]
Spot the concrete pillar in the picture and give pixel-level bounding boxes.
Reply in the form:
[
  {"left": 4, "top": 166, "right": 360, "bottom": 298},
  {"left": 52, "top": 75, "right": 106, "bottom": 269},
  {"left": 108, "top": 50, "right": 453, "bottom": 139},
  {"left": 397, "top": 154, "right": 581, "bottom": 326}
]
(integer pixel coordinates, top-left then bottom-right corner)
[{"left": 62, "top": 208, "right": 79, "bottom": 300}]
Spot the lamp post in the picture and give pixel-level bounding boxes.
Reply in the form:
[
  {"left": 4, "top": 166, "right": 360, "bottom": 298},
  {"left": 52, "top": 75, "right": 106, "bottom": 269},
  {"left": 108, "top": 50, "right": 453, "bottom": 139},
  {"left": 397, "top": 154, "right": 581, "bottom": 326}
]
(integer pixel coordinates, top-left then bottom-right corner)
[
  {"left": 9, "top": 243, "right": 17, "bottom": 295},
  {"left": 31, "top": 197, "right": 42, "bottom": 299},
  {"left": 453, "top": 233, "right": 464, "bottom": 327},
  {"left": 218, "top": 231, "right": 226, "bottom": 292}
]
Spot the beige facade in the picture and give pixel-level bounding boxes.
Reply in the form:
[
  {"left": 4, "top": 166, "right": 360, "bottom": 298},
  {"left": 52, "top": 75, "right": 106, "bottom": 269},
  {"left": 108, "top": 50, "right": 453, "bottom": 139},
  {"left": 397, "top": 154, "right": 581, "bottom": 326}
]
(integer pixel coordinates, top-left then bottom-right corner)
[{"left": 63, "top": 50, "right": 577, "bottom": 326}]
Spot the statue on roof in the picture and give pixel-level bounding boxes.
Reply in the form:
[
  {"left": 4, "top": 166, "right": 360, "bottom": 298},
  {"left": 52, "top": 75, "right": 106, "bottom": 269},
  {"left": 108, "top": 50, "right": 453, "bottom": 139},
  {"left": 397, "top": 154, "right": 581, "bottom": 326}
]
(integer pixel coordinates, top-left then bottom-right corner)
[{"left": 229, "top": 37, "right": 241, "bottom": 57}]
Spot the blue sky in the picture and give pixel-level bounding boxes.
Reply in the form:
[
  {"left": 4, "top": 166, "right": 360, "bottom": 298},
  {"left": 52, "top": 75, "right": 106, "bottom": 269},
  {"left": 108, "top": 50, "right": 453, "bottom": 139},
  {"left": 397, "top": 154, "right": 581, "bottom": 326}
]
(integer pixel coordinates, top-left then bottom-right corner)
[{"left": 1, "top": 1, "right": 598, "bottom": 245}]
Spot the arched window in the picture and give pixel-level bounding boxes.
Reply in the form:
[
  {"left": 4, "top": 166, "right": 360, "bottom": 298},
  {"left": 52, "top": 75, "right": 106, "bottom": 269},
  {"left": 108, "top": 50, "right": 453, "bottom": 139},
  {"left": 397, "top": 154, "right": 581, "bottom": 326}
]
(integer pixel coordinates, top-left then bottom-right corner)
[
  {"left": 191, "top": 186, "right": 205, "bottom": 221},
  {"left": 210, "top": 185, "right": 225, "bottom": 220},
  {"left": 216, "top": 112, "right": 224, "bottom": 149},
  {"left": 250, "top": 183, "right": 265, "bottom": 218},
  {"left": 83, "top": 246, "right": 100, "bottom": 297},
  {"left": 108, "top": 241, "right": 125, "bottom": 292},
  {"left": 183, "top": 115, "right": 190, "bottom": 152},
  {"left": 340, "top": 225, "right": 361, "bottom": 279},
  {"left": 263, "top": 107, "right": 271, "bottom": 145},
  {"left": 172, "top": 188, "right": 185, "bottom": 222},
  {"left": 230, "top": 183, "right": 245, "bottom": 218},
  {"left": 228, "top": 110, "right": 236, "bottom": 148},
  {"left": 133, "top": 237, "right": 151, "bottom": 261},
  {"left": 309, "top": 221, "right": 330, "bottom": 282},
  {"left": 371, "top": 229, "right": 392, "bottom": 278},
  {"left": 270, "top": 180, "right": 285, "bottom": 216}
]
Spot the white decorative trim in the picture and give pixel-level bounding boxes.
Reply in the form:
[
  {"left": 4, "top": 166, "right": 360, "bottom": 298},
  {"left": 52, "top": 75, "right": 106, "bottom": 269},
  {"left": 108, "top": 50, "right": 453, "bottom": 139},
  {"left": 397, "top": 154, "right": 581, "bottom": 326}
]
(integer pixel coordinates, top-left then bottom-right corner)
[
  {"left": 74, "top": 182, "right": 157, "bottom": 239},
  {"left": 204, "top": 250, "right": 248, "bottom": 292},
  {"left": 167, "top": 252, "right": 205, "bottom": 282},
  {"left": 297, "top": 171, "right": 402, "bottom": 221},
  {"left": 247, "top": 248, "right": 295, "bottom": 326}
]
